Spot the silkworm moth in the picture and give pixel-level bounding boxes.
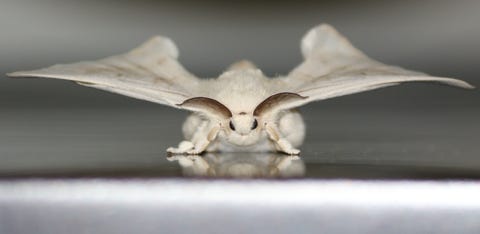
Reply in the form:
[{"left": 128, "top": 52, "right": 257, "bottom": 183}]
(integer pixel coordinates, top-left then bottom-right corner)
[{"left": 8, "top": 24, "right": 474, "bottom": 155}]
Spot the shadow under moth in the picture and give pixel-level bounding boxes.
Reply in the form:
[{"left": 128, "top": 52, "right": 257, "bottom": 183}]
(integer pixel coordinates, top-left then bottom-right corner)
[{"left": 8, "top": 24, "right": 474, "bottom": 155}]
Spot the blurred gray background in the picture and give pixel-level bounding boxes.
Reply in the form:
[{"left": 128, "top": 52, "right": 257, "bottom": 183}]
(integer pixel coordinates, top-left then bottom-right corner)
[{"left": 0, "top": 0, "right": 478, "bottom": 175}]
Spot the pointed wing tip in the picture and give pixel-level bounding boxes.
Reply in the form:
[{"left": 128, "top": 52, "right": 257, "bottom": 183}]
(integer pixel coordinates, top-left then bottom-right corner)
[
  {"left": 461, "top": 82, "right": 475, "bottom": 90},
  {"left": 439, "top": 78, "right": 475, "bottom": 90},
  {"left": 6, "top": 70, "right": 50, "bottom": 79},
  {"left": 6, "top": 71, "right": 29, "bottom": 78}
]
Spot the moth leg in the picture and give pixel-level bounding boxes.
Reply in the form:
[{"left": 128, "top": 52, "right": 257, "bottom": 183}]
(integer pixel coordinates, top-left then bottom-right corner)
[
  {"left": 186, "top": 125, "right": 221, "bottom": 155},
  {"left": 167, "top": 114, "right": 217, "bottom": 155},
  {"left": 166, "top": 141, "right": 195, "bottom": 154},
  {"left": 277, "top": 139, "right": 301, "bottom": 155},
  {"left": 265, "top": 123, "right": 300, "bottom": 155}
]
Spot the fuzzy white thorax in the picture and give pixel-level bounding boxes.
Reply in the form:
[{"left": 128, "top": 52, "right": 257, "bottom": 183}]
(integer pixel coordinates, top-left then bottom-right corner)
[{"left": 202, "top": 69, "right": 273, "bottom": 114}]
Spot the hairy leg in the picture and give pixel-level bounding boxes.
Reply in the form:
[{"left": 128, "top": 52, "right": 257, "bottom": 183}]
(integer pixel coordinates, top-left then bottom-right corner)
[
  {"left": 167, "top": 114, "right": 220, "bottom": 154},
  {"left": 264, "top": 110, "right": 305, "bottom": 155}
]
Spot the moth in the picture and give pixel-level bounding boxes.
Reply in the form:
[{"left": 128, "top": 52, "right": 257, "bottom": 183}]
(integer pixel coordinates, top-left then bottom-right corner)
[{"left": 8, "top": 24, "right": 474, "bottom": 155}]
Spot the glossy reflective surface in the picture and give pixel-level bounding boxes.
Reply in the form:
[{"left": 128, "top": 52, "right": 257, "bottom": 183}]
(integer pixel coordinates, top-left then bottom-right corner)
[
  {"left": 168, "top": 153, "right": 305, "bottom": 178},
  {"left": 0, "top": 106, "right": 478, "bottom": 179}
]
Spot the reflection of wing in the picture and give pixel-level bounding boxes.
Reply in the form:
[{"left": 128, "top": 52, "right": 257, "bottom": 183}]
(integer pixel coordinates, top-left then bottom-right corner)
[
  {"left": 8, "top": 36, "right": 200, "bottom": 108},
  {"left": 279, "top": 24, "right": 474, "bottom": 109}
]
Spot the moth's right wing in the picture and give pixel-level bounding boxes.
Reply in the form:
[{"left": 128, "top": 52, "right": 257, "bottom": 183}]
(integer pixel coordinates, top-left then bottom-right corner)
[
  {"left": 276, "top": 24, "right": 474, "bottom": 110},
  {"left": 8, "top": 36, "right": 200, "bottom": 108}
]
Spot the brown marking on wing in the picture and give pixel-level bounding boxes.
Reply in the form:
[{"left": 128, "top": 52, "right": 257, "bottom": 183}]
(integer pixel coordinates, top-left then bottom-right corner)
[
  {"left": 253, "top": 92, "right": 307, "bottom": 116},
  {"left": 177, "top": 97, "right": 232, "bottom": 118}
]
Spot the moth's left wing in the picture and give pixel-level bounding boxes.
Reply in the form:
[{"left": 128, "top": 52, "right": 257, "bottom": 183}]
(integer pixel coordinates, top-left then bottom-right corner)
[
  {"left": 8, "top": 36, "right": 200, "bottom": 107},
  {"left": 277, "top": 24, "right": 474, "bottom": 110}
]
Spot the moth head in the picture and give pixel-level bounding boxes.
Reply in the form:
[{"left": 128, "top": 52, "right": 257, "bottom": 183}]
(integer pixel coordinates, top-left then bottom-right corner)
[
  {"left": 228, "top": 112, "right": 258, "bottom": 136},
  {"left": 226, "top": 92, "right": 306, "bottom": 143},
  {"left": 178, "top": 97, "right": 260, "bottom": 145},
  {"left": 224, "top": 112, "right": 263, "bottom": 146}
]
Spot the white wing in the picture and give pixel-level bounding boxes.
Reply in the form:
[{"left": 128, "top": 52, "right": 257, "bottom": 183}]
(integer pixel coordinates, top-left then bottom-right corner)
[
  {"left": 8, "top": 36, "right": 200, "bottom": 108},
  {"left": 278, "top": 24, "right": 474, "bottom": 109}
]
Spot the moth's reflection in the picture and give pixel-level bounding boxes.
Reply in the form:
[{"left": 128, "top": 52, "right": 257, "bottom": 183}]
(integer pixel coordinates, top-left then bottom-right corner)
[{"left": 167, "top": 153, "right": 305, "bottom": 178}]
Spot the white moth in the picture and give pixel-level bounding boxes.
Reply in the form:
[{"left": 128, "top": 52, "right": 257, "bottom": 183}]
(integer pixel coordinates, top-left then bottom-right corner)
[{"left": 8, "top": 24, "right": 474, "bottom": 155}]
